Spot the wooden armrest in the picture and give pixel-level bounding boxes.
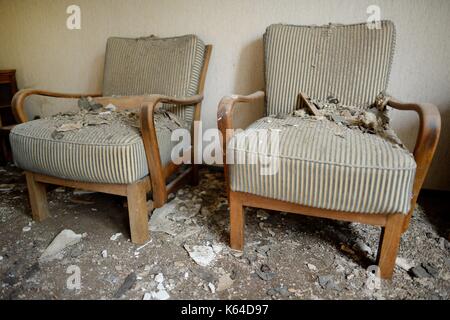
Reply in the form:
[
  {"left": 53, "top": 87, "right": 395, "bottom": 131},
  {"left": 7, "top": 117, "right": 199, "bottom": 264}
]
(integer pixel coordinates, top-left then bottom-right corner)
[
  {"left": 142, "top": 94, "right": 203, "bottom": 107},
  {"left": 12, "top": 89, "right": 101, "bottom": 123},
  {"left": 387, "top": 98, "right": 441, "bottom": 200},
  {"left": 217, "top": 91, "right": 265, "bottom": 133},
  {"left": 217, "top": 91, "right": 265, "bottom": 196},
  {"left": 93, "top": 94, "right": 203, "bottom": 112},
  {"left": 139, "top": 94, "right": 203, "bottom": 203}
]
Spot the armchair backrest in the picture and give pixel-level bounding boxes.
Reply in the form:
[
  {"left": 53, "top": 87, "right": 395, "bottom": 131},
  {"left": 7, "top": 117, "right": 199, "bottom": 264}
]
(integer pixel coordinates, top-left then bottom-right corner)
[
  {"left": 264, "top": 21, "right": 396, "bottom": 115},
  {"left": 102, "top": 34, "right": 206, "bottom": 123}
]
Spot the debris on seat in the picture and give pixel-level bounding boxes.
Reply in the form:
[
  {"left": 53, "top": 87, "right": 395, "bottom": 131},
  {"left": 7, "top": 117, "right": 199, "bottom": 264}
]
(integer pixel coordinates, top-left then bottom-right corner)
[
  {"left": 287, "top": 92, "right": 405, "bottom": 147},
  {"left": 45, "top": 97, "right": 188, "bottom": 140}
]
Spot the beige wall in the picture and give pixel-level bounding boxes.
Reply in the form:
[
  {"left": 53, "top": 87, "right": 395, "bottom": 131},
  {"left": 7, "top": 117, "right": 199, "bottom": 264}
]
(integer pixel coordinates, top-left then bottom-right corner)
[{"left": 0, "top": 0, "right": 449, "bottom": 190}]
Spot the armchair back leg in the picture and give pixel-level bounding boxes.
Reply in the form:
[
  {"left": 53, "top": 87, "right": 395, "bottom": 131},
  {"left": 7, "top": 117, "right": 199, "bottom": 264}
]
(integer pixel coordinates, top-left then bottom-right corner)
[
  {"left": 376, "top": 213, "right": 404, "bottom": 279},
  {"left": 230, "top": 191, "right": 245, "bottom": 251},
  {"left": 25, "top": 172, "right": 49, "bottom": 222},
  {"left": 126, "top": 180, "right": 150, "bottom": 244},
  {"left": 190, "top": 164, "right": 200, "bottom": 186}
]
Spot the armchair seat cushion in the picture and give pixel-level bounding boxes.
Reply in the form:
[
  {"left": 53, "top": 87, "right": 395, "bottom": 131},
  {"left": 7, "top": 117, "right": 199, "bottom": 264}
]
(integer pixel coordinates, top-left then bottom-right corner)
[
  {"left": 228, "top": 116, "right": 416, "bottom": 214},
  {"left": 10, "top": 110, "right": 188, "bottom": 184}
]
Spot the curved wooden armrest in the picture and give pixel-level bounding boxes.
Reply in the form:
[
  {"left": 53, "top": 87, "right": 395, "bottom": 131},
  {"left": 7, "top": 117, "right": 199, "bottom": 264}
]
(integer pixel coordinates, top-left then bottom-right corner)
[
  {"left": 387, "top": 98, "right": 441, "bottom": 200},
  {"left": 12, "top": 89, "right": 102, "bottom": 123},
  {"left": 143, "top": 94, "right": 204, "bottom": 108},
  {"left": 217, "top": 91, "right": 265, "bottom": 134},
  {"left": 217, "top": 91, "right": 265, "bottom": 194},
  {"left": 139, "top": 94, "right": 203, "bottom": 203}
]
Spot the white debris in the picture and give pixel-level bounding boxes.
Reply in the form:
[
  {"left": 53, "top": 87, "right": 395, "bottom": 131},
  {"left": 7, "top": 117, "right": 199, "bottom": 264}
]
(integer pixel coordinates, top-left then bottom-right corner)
[
  {"left": 73, "top": 189, "right": 96, "bottom": 196},
  {"left": 105, "top": 103, "right": 117, "bottom": 111},
  {"left": 184, "top": 272, "right": 189, "bottom": 279},
  {"left": 56, "top": 122, "right": 83, "bottom": 132},
  {"left": 184, "top": 245, "right": 216, "bottom": 267},
  {"left": 173, "top": 226, "right": 202, "bottom": 244},
  {"left": 110, "top": 233, "right": 122, "bottom": 241},
  {"left": 267, "top": 228, "right": 275, "bottom": 237},
  {"left": 143, "top": 292, "right": 152, "bottom": 300},
  {"left": 208, "top": 283, "right": 216, "bottom": 293},
  {"left": 306, "top": 263, "right": 317, "bottom": 271},
  {"left": 155, "top": 273, "right": 164, "bottom": 283},
  {"left": 149, "top": 289, "right": 170, "bottom": 300},
  {"left": 396, "top": 257, "right": 414, "bottom": 271},
  {"left": 256, "top": 209, "right": 269, "bottom": 220},
  {"left": 135, "top": 239, "right": 152, "bottom": 252},
  {"left": 212, "top": 244, "right": 223, "bottom": 254},
  {"left": 22, "top": 226, "right": 31, "bottom": 232},
  {"left": 149, "top": 202, "right": 178, "bottom": 236},
  {"left": 355, "top": 240, "right": 372, "bottom": 255},
  {"left": 101, "top": 250, "right": 108, "bottom": 258},
  {"left": 39, "top": 229, "right": 83, "bottom": 262},
  {"left": 336, "top": 264, "right": 345, "bottom": 273},
  {"left": 0, "top": 255, "right": 3, "bottom": 262},
  {"left": 229, "top": 249, "right": 243, "bottom": 258},
  {"left": 157, "top": 283, "right": 165, "bottom": 290},
  {"left": 217, "top": 273, "right": 234, "bottom": 292},
  {"left": 0, "top": 184, "right": 15, "bottom": 192}
]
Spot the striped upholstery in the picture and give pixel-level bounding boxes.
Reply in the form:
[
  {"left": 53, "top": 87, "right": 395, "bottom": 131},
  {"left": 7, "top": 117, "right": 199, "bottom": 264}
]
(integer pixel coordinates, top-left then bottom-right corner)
[
  {"left": 103, "top": 35, "right": 205, "bottom": 123},
  {"left": 10, "top": 112, "right": 188, "bottom": 184},
  {"left": 228, "top": 117, "right": 416, "bottom": 214},
  {"left": 264, "top": 21, "right": 396, "bottom": 115}
]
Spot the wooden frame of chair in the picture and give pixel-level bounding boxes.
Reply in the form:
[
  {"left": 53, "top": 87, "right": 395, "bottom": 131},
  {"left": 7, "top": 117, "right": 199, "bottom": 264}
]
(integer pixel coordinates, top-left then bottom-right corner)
[
  {"left": 12, "top": 45, "right": 212, "bottom": 245},
  {"left": 218, "top": 90, "right": 441, "bottom": 279}
]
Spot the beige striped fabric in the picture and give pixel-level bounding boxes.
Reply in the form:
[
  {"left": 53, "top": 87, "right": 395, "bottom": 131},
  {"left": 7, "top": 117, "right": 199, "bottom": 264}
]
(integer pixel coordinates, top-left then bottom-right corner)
[
  {"left": 264, "top": 21, "right": 396, "bottom": 115},
  {"left": 10, "top": 112, "right": 189, "bottom": 184},
  {"left": 228, "top": 116, "right": 416, "bottom": 214},
  {"left": 102, "top": 34, "right": 206, "bottom": 123}
]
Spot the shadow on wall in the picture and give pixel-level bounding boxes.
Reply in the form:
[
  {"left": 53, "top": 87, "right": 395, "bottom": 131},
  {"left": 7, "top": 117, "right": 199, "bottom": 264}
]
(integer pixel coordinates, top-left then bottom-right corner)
[
  {"left": 87, "top": 52, "right": 105, "bottom": 93},
  {"left": 233, "top": 38, "right": 265, "bottom": 94},
  {"left": 231, "top": 38, "right": 266, "bottom": 130},
  {"left": 424, "top": 104, "right": 450, "bottom": 191}
]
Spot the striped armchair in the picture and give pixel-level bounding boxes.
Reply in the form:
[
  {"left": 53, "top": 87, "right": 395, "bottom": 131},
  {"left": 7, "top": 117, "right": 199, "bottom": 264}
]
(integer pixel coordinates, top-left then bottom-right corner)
[
  {"left": 11, "top": 35, "right": 212, "bottom": 244},
  {"left": 218, "top": 21, "right": 440, "bottom": 279}
]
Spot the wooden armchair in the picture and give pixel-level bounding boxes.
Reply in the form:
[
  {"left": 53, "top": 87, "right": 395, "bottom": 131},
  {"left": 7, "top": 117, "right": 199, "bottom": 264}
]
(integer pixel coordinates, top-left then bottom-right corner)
[
  {"left": 11, "top": 35, "right": 212, "bottom": 244},
  {"left": 218, "top": 22, "right": 440, "bottom": 279}
]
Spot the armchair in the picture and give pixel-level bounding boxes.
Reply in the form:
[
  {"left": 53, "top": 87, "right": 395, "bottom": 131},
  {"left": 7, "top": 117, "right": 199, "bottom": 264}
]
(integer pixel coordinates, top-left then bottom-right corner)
[
  {"left": 218, "top": 22, "right": 440, "bottom": 279},
  {"left": 11, "top": 35, "right": 212, "bottom": 244}
]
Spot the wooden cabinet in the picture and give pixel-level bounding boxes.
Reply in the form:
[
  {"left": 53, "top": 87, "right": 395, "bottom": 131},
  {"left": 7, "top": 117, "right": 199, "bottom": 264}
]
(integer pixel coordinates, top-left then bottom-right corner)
[{"left": 0, "top": 69, "right": 18, "bottom": 163}]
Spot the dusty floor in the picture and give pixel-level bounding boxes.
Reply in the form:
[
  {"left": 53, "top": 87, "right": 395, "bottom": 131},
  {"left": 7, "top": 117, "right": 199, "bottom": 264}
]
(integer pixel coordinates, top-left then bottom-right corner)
[{"left": 0, "top": 165, "right": 449, "bottom": 300}]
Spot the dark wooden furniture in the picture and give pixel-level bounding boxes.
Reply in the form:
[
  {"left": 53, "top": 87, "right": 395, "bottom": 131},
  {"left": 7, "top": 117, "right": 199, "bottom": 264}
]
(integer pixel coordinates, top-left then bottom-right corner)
[{"left": 0, "top": 70, "right": 18, "bottom": 163}]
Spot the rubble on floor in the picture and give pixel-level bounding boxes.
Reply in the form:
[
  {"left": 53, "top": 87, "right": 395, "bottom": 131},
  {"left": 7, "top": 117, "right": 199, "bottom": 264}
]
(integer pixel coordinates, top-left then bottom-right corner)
[
  {"left": 39, "top": 229, "right": 84, "bottom": 263},
  {"left": 0, "top": 165, "right": 448, "bottom": 300}
]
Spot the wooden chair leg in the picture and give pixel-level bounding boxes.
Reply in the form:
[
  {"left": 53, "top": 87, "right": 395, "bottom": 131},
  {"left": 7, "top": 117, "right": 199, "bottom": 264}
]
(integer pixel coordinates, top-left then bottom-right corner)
[
  {"left": 25, "top": 172, "right": 49, "bottom": 222},
  {"left": 127, "top": 181, "right": 149, "bottom": 245},
  {"left": 230, "top": 191, "right": 245, "bottom": 251},
  {"left": 376, "top": 214, "right": 404, "bottom": 279},
  {"left": 151, "top": 181, "right": 168, "bottom": 209}
]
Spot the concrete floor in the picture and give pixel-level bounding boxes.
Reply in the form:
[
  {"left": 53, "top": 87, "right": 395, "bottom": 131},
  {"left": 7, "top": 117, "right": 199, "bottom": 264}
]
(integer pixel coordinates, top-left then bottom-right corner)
[{"left": 0, "top": 165, "right": 448, "bottom": 300}]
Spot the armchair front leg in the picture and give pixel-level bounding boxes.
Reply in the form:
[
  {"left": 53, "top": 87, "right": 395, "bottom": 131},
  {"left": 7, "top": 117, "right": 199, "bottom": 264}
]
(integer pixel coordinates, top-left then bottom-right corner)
[
  {"left": 140, "top": 94, "right": 203, "bottom": 208},
  {"left": 387, "top": 98, "right": 441, "bottom": 232}
]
